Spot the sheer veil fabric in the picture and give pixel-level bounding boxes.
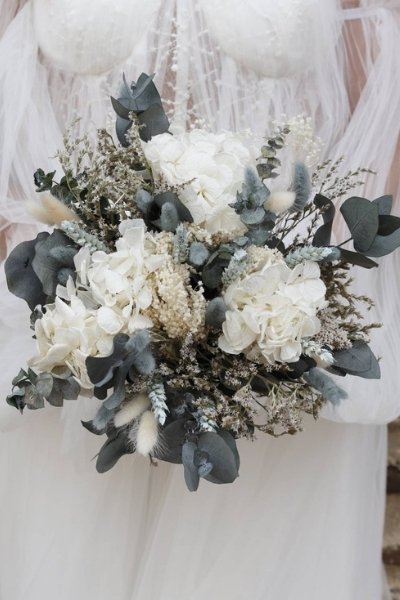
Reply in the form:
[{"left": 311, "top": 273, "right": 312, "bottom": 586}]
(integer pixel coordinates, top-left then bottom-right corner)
[{"left": 0, "top": 1, "right": 399, "bottom": 598}]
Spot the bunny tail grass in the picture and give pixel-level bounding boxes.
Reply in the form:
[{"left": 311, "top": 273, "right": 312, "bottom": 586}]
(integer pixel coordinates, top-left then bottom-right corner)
[
  {"left": 113, "top": 394, "right": 151, "bottom": 428},
  {"left": 135, "top": 410, "right": 159, "bottom": 456},
  {"left": 26, "top": 192, "right": 79, "bottom": 225}
]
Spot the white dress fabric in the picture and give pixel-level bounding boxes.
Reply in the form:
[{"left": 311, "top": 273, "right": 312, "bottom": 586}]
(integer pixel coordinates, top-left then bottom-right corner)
[{"left": 0, "top": 1, "right": 399, "bottom": 599}]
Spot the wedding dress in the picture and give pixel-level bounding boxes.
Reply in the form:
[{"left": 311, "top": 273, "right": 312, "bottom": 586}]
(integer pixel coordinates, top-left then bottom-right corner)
[{"left": 0, "top": 1, "right": 399, "bottom": 599}]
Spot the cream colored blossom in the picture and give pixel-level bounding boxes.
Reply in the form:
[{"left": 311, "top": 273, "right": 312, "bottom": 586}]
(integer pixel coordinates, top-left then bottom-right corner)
[
  {"left": 78, "top": 219, "right": 164, "bottom": 334},
  {"left": 145, "top": 256, "right": 206, "bottom": 340},
  {"left": 30, "top": 220, "right": 169, "bottom": 387},
  {"left": 143, "top": 130, "right": 258, "bottom": 234},
  {"left": 30, "top": 295, "right": 114, "bottom": 388},
  {"left": 219, "top": 257, "right": 327, "bottom": 364}
]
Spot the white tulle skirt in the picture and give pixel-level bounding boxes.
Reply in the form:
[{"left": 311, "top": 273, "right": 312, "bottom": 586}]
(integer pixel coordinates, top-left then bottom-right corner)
[{"left": 0, "top": 405, "right": 387, "bottom": 600}]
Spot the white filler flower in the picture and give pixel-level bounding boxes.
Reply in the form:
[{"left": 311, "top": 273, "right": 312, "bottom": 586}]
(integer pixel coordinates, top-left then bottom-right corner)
[
  {"left": 219, "top": 256, "right": 327, "bottom": 364},
  {"left": 143, "top": 129, "right": 258, "bottom": 234}
]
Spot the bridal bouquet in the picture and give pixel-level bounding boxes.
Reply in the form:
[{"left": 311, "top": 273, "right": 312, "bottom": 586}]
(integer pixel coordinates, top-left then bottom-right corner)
[{"left": 5, "top": 74, "right": 400, "bottom": 491}]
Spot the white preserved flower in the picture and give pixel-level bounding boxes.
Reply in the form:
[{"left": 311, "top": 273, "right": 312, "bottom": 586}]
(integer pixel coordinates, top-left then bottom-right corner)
[
  {"left": 30, "top": 295, "right": 114, "bottom": 388},
  {"left": 30, "top": 220, "right": 167, "bottom": 388},
  {"left": 219, "top": 256, "right": 327, "bottom": 364},
  {"left": 79, "top": 219, "right": 164, "bottom": 334},
  {"left": 143, "top": 130, "right": 258, "bottom": 234}
]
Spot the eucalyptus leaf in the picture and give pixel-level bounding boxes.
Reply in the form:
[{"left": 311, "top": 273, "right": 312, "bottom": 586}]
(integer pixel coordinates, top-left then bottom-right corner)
[
  {"left": 58, "top": 377, "right": 80, "bottom": 401},
  {"left": 153, "top": 419, "right": 187, "bottom": 464},
  {"left": 339, "top": 249, "right": 378, "bottom": 269},
  {"left": 130, "top": 73, "right": 162, "bottom": 110},
  {"left": 124, "top": 330, "right": 151, "bottom": 355},
  {"left": 115, "top": 116, "right": 132, "bottom": 147},
  {"left": 35, "top": 373, "right": 54, "bottom": 399},
  {"left": 94, "top": 403, "right": 115, "bottom": 431},
  {"left": 103, "top": 365, "right": 130, "bottom": 410},
  {"left": 364, "top": 228, "right": 400, "bottom": 257},
  {"left": 198, "top": 432, "right": 239, "bottom": 484},
  {"left": 110, "top": 97, "right": 132, "bottom": 120},
  {"left": 12, "top": 369, "right": 29, "bottom": 387},
  {"left": 6, "top": 388, "right": 26, "bottom": 412},
  {"left": 135, "top": 189, "right": 153, "bottom": 215},
  {"left": 154, "top": 192, "right": 193, "bottom": 224},
  {"left": 377, "top": 215, "right": 400, "bottom": 236},
  {"left": 45, "top": 382, "right": 64, "bottom": 407},
  {"left": 5, "top": 236, "right": 48, "bottom": 310},
  {"left": 340, "top": 196, "right": 379, "bottom": 253},
  {"left": 331, "top": 341, "right": 380, "bottom": 379},
  {"left": 32, "top": 229, "right": 78, "bottom": 298},
  {"left": 217, "top": 430, "right": 240, "bottom": 471},
  {"left": 96, "top": 434, "right": 132, "bottom": 474},
  {"left": 313, "top": 194, "right": 335, "bottom": 247},
  {"left": 205, "top": 297, "right": 227, "bottom": 328},
  {"left": 23, "top": 386, "right": 45, "bottom": 410},
  {"left": 245, "top": 226, "right": 270, "bottom": 247},
  {"left": 81, "top": 420, "right": 105, "bottom": 436},
  {"left": 182, "top": 441, "right": 200, "bottom": 492},
  {"left": 197, "top": 461, "right": 213, "bottom": 478},
  {"left": 138, "top": 104, "right": 170, "bottom": 142},
  {"left": 240, "top": 207, "right": 266, "bottom": 225},
  {"left": 34, "top": 169, "right": 56, "bottom": 192},
  {"left": 86, "top": 333, "right": 129, "bottom": 386},
  {"left": 373, "top": 195, "right": 392, "bottom": 215}
]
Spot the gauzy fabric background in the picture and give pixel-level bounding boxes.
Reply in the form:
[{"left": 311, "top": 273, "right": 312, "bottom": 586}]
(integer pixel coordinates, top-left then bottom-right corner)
[{"left": 0, "top": 1, "right": 399, "bottom": 599}]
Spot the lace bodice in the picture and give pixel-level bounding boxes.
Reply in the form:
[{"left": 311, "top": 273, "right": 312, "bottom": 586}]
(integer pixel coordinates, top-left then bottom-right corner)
[
  {"left": 33, "top": 0, "right": 161, "bottom": 75},
  {"left": 32, "top": 0, "right": 327, "bottom": 78}
]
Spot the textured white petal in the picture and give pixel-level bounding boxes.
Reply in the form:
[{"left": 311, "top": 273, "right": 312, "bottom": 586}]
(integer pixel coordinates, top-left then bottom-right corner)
[{"left": 97, "top": 306, "right": 124, "bottom": 335}]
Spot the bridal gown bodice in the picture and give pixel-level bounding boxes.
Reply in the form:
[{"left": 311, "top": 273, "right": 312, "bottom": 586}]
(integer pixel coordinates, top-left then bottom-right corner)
[
  {"left": 32, "top": 0, "right": 323, "bottom": 77},
  {"left": 0, "top": 2, "right": 399, "bottom": 599}
]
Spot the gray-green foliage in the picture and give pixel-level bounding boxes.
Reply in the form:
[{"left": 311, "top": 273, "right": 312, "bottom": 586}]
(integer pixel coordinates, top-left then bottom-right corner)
[
  {"left": 340, "top": 194, "right": 400, "bottom": 257},
  {"left": 148, "top": 380, "right": 169, "bottom": 425},
  {"left": 222, "top": 249, "right": 248, "bottom": 286},
  {"left": 256, "top": 126, "right": 289, "bottom": 180},
  {"left": 86, "top": 331, "right": 155, "bottom": 410},
  {"left": 291, "top": 162, "right": 311, "bottom": 212},
  {"left": 7, "top": 368, "right": 80, "bottom": 411},
  {"left": 205, "top": 297, "right": 227, "bottom": 328},
  {"left": 284, "top": 246, "right": 339, "bottom": 268},
  {"left": 188, "top": 242, "right": 209, "bottom": 267},
  {"left": 181, "top": 431, "right": 239, "bottom": 492},
  {"left": 135, "top": 189, "right": 153, "bottom": 216},
  {"left": 5, "top": 229, "right": 79, "bottom": 309},
  {"left": 173, "top": 224, "right": 189, "bottom": 263},
  {"left": 111, "top": 73, "right": 170, "bottom": 145},
  {"left": 330, "top": 341, "right": 381, "bottom": 379},
  {"left": 158, "top": 203, "right": 179, "bottom": 232},
  {"left": 305, "top": 368, "right": 347, "bottom": 405},
  {"left": 231, "top": 167, "right": 270, "bottom": 226},
  {"left": 61, "top": 221, "right": 108, "bottom": 252}
]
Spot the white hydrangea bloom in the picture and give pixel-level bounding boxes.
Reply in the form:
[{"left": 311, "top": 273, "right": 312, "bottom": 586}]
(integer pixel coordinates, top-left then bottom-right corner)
[
  {"left": 79, "top": 219, "right": 164, "bottom": 334},
  {"left": 143, "top": 129, "right": 258, "bottom": 234},
  {"left": 219, "top": 255, "right": 327, "bottom": 364},
  {"left": 31, "top": 295, "right": 114, "bottom": 389},
  {"left": 30, "top": 220, "right": 166, "bottom": 387}
]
